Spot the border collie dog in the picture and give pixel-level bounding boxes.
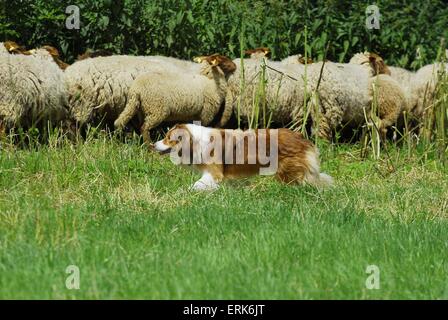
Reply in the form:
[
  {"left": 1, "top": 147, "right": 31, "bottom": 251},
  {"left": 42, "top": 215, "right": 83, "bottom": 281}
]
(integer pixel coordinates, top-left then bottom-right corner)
[{"left": 154, "top": 123, "right": 333, "bottom": 191}]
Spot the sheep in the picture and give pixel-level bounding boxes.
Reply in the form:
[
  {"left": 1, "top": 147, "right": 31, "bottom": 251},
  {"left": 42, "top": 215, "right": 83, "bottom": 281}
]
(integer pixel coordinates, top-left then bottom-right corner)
[
  {"left": 281, "top": 54, "right": 313, "bottom": 65},
  {"left": 309, "top": 53, "right": 407, "bottom": 140},
  {"left": 64, "top": 54, "right": 197, "bottom": 128},
  {"left": 0, "top": 43, "right": 8, "bottom": 55},
  {"left": 77, "top": 49, "right": 113, "bottom": 61},
  {"left": 411, "top": 62, "right": 448, "bottom": 118},
  {"left": 113, "top": 54, "right": 237, "bottom": 143},
  {"left": 0, "top": 41, "right": 26, "bottom": 55},
  {"left": 0, "top": 47, "right": 70, "bottom": 134},
  {"left": 244, "top": 47, "right": 271, "bottom": 59},
  {"left": 352, "top": 52, "right": 421, "bottom": 118},
  {"left": 221, "top": 53, "right": 308, "bottom": 129}
]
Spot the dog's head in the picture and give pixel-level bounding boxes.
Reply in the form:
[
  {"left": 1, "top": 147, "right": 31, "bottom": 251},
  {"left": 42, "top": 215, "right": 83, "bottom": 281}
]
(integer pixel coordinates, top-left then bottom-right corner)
[{"left": 153, "top": 124, "right": 192, "bottom": 156}]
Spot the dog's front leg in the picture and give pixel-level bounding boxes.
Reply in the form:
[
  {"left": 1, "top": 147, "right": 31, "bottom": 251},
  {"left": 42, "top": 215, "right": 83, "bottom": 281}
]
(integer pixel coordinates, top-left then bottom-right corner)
[{"left": 192, "top": 171, "right": 219, "bottom": 191}]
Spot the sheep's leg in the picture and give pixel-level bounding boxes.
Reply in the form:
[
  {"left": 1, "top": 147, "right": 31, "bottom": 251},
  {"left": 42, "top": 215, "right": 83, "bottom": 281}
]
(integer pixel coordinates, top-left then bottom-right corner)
[
  {"left": 218, "top": 91, "right": 235, "bottom": 127},
  {"left": 313, "top": 115, "right": 333, "bottom": 141},
  {"left": 141, "top": 111, "right": 167, "bottom": 144},
  {"left": 0, "top": 120, "right": 6, "bottom": 139},
  {"left": 114, "top": 92, "right": 140, "bottom": 130},
  {"left": 200, "top": 103, "right": 218, "bottom": 127},
  {"left": 379, "top": 103, "right": 401, "bottom": 140}
]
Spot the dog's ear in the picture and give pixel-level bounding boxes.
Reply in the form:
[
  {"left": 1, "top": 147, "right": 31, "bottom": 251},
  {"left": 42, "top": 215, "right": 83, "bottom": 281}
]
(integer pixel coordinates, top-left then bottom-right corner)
[{"left": 369, "top": 53, "right": 391, "bottom": 76}]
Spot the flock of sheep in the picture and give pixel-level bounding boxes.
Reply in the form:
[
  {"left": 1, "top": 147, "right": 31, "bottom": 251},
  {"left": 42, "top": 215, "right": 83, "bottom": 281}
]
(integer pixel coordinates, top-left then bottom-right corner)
[{"left": 0, "top": 41, "right": 446, "bottom": 143}]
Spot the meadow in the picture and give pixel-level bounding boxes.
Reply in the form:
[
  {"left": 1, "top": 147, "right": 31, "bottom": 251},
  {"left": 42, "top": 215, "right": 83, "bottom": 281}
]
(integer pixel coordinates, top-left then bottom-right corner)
[
  {"left": 0, "top": 133, "right": 447, "bottom": 299},
  {"left": 1, "top": 0, "right": 448, "bottom": 300}
]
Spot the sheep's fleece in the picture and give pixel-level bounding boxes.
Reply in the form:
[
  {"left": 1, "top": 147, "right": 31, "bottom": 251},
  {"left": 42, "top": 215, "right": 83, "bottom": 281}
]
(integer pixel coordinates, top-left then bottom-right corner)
[
  {"left": 0, "top": 49, "right": 68, "bottom": 130},
  {"left": 411, "top": 62, "right": 448, "bottom": 117},
  {"left": 223, "top": 58, "right": 307, "bottom": 128},
  {"left": 0, "top": 42, "right": 9, "bottom": 55},
  {"left": 114, "top": 61, "right": 232, "bottom": 142},
  {"left": 64, "top": 55, "right": 196, "bottom": 126},
  {"left": 306, "top": 61, "right": 406, "bottom": 139}
]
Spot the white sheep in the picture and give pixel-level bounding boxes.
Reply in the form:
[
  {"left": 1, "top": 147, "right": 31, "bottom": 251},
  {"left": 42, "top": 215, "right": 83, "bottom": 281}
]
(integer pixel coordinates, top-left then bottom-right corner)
[
  {"left": 310, "top": 53, "right": 407, "bottom": 139},
  {"left": 281, "top": 54, "right": 313, "bottom": 65},
  {"left": 113, "top": 54, "right": 237, "bottom": 142},
  {"left": 0, "top": 48, "right": 69, "bottom": 133},
  {"left": 411, "top": 62, "right": 448, "bottom": 118},
  {"left": 221, "top": 57, "right": 307, "bottom": 129},
  {"left": 0, "top": 43, "right": 8, "bottom": 55},
  {"left": 64, "top": 54, "right": 197, "bottom": 128}
]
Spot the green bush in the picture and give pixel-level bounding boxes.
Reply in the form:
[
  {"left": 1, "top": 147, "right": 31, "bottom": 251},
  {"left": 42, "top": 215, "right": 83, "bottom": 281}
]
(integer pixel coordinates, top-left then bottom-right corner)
[{"left": 1, "top": 0, "right": 447, "bottom": 69}]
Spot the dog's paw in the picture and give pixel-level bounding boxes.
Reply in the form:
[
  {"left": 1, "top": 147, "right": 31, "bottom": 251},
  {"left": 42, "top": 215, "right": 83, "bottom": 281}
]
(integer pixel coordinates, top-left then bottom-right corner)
[{"left": 191, "top": 180, "right": 219, "bottom": 191}]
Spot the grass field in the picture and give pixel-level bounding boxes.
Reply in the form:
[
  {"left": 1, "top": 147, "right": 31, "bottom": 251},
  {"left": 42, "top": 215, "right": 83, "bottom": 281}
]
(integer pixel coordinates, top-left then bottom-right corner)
[{"left": 0, "top": 133, "right": 447, "bottom": 299}]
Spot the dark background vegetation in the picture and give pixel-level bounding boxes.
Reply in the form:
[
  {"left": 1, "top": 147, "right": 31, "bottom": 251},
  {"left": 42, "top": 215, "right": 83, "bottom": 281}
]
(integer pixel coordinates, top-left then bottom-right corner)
[{"left": 1, "top": 0, "right": 447, "bottom": 69}]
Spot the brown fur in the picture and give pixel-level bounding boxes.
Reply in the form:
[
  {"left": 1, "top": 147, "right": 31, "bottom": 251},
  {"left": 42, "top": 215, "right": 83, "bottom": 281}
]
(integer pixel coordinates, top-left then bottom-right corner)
[
  {"left": 244, "top": 47, "right": 271, "bottom": 58},
  {"left": 369, "top": 52, "right": 391, "bottom": 76},
  {"left": 77, "top": 49, "right": 113, "bottom": 61},
  {"left": 3, "top": 41, "right": 26, "bottom": 54},
  {"left": 41, "top": 46, "right": 69, "bottom": 70},
  {"left": 157, "top": 125, "right": 329, "bottom": 186},
  {"left": 298, "top": 56, "right": 313, "bottom": 64}
]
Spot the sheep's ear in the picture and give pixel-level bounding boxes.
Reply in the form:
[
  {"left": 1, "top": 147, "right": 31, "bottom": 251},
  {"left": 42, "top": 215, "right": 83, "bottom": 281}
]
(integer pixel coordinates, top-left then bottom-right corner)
[
  {"left": 193, "top": 56, "right": 206, "bottom": 63},
  {"left": 216, "top": 56, "right": 237, "bottom": 75},
  {"left": 23, "top": 49, "right": 36, "bottom": 55}
]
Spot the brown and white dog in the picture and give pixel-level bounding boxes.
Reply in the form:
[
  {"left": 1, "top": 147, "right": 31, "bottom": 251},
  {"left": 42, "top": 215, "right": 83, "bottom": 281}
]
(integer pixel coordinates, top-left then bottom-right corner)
[{"left": 153, "top": 123, "right": 333, "bottom": 191}]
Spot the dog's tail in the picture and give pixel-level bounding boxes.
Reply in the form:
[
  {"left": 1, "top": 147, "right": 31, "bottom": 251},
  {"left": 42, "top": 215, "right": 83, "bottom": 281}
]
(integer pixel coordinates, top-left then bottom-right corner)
[{"left": 305, "top": 148, "right": 333, "bottom": 188}]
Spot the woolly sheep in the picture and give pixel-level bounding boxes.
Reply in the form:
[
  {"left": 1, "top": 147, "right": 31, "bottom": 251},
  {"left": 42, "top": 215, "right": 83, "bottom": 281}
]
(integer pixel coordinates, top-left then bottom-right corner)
[
  {"left": 64, "top": 54, "right": 197, "bottom": 128},
  {"left": 221, "top": 56, "right": 307, "bottom": 129},
  {"left": 350, "top": 52, "right": 417, "bottom": 115},
  {"left": 0, "top": 48, "right": 69, "bottom": 134},
  {"left": 0, "top": 41, "right": 26, "bottom": 55},
  {"left": 309, "top": 54, "right": 406, "bottom": 139},
  {"left": 411, "top": 62, "right": 448, "bottom": 118},
  {"left": 0, "top": 43, "right": 8, "bottom": 55},
  {"left": 281, "top": 54, "right": 313, "bottom": 65},
  {"left": 113, "top": 54, "right": 236, "bottom": 143}
]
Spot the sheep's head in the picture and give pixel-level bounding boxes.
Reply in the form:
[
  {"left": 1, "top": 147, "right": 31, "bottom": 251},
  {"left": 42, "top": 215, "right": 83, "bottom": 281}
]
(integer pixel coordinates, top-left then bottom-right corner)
[
  {"left": 77, "top": 49, "right": 113, "bottom": 61},
  {"left": 297, "top": 54, "right": 313, "bottom": 64},
  {"left": 207, "top": 54, "right": 237, "bottom": 75},
  {"left": 195, "top": 54, "right": 236, "bottom": 77},
  {"left": 4, "top": 41, "right": 26, "bottom": 54},
  {"left": 369, "top": 53, "right": 391, "bottom": 76},
  {"left": 35, "top": 45, "right": 70, "bottom": 70},
  {"left": 244, "top": 47, "right": 271, "bottom": 59},
  {"left": 350, "top": 52, "right": 390, "bottom": 76}
]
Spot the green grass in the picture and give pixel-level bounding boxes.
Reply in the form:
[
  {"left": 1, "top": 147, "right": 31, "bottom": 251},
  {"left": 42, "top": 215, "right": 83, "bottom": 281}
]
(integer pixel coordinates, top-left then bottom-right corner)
[{"left": 0, "top": 135, "right": 447, "bottom": 299}]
